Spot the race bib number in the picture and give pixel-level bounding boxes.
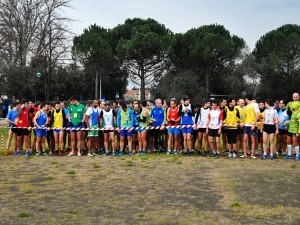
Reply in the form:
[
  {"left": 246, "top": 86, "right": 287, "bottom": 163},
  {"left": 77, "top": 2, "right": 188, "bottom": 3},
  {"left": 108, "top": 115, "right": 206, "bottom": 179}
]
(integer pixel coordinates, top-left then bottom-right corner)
[{"left": 73, "top": 113, "right": 78, "bottom": 118}]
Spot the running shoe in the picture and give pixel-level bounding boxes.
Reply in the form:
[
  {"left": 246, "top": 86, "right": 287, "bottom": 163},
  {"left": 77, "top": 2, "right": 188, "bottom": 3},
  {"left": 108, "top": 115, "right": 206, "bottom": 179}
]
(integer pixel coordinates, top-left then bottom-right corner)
[
  {"left": 112, "top": 151, "right": 116, "bottom": 156},
  {"left": 88, "top": 153, "right": 94, "bottom": 157},
  {"left": 283, "top": 155, "right": 292, "bottom": 159},
  {"left": 216, "top": 153, "right": 220, "bottom": 158},
  {"left": 5, "top": 150, "right": 9, "bottom": 155},
  {"left": 42, "top": 152, "right": 47, "bottom": 156},
  {"left": 251, "top": 155, "right": 257, "bottom": 159},
  {"left": 173, "top": 150, "right": 178, "bottom": 155},
  {"left": 232, "top": 152, "right": 237, "bottom": 158},
  {"left": 25, "top": 151, "right": 30, "bottom": 157},
  {"left": 68, "top": 151, "right": 74, "bottom": 156},
  {"left": 104, "top": 151, "right": 110, "bottom": 156},
  {"left": 270, "top": 154, "right": 274, "bottom": 160},
  {"left": 36, "top": 153, "right": 40, "bottom": 157},
  {"left": 128, "top": 152, "right": 132, "bottom": 156},
  {"left": 183, "top": 150, "right": 188, "bottom": 155},
  {"left": 141, "top": 151, "right": 146, "bottom": 156},
  {"left": 227, "top": 153, "right": 232, "bottom": 158},
  {"left": 14, "top": 151, "right": 20, "bottom": 156},
  {"left": 167, "top": 149, "right": 171, "bottom": 155},
  {"left": 261, "top": 154, "right": 267, "bottom": 160},
  {"left": 239, "top": 154, "right": 247, "bottom": 158},
  {"left": 118, "top": 151, "right": 124, "bottom": 156},
  {"left": 77, "top": 151, "right": 81, "bottom": 157},
  {"left": 295, "top": 155, "right": 299, "bottom": 161}
]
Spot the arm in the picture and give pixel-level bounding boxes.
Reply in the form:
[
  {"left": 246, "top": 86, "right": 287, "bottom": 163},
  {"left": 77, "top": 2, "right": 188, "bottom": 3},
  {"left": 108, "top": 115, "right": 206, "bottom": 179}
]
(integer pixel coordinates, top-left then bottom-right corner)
[
  {"left": 33, "top": 111, "right": 40, "bottom": 128},
  {"left": 116, "top": 110, "right": 121, "bottom": 128}
]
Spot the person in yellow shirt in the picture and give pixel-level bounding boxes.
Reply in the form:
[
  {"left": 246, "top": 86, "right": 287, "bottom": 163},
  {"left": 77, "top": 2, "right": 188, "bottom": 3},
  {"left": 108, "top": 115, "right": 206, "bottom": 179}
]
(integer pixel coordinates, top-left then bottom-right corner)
[
  {"left": 236, "top": 99, "right": 246, "bottom": 153},
  {"left": 241, "top": 95, "right": 260, "bottom": 159},
  {"left": 223, "top": 98, "right": 240, "bottom": 158},
  {"left": 50, "top": 102, "right": 67, "bottom": 156}
]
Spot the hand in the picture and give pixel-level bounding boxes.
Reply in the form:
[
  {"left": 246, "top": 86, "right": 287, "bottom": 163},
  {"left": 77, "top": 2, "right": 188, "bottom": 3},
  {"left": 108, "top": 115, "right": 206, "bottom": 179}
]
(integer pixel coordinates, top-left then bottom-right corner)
[
  {"left": 251, "top": 125, "right": 255, "bottom": 130},
  {"left": 206, "top": 128, "right": 209, "bottom": 134},
  {"left": 218, "top": 129, "right": 221, "bottom": 135},
  {"left": 152, "top": 118, "right": 157, "bottom": 122},
  {"left": 275, "top": 129, "right": 279, "bottom": 134}
]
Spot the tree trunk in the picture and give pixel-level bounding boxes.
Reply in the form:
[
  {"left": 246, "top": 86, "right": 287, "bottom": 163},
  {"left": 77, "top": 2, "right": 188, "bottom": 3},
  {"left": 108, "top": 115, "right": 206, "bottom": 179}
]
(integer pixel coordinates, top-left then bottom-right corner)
[
  {"left": 205, "top": 71, "right": 210, "bottom": 99},
  {"left": 140, "top": 63, "right": 146, "bottom": 100},
  {"left": 95, "top": 69, "right": 99, "bottom": 100}
]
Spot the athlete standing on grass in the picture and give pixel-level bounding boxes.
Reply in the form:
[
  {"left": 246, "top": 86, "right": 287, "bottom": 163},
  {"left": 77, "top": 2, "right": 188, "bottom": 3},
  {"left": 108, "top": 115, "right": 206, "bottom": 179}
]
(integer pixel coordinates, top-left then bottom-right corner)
[
  {"left": 100, "top": 101, "right": 117, "bottom": 156},
  {"left": 33, "top": 102, "right": 49, "bottom": 156},
  {"left": 51, "top": 102, "right": 67, "bottom": 156},
  {"left": 5, "top": 103, "right": 19, "bottom": 155},
  {"left": 223, "top": 98, "right": 240, "bottom": 158},
  {"left": 15, "top": 101, "right": 31, "bottom": 157},
  {"left": 284, "top": 93, "right": 300, "bottom": 160},
  {"left": 178, "top": 96, "right": 195, "bottom": 155},
  {"left": 149, "top": 99, "right": 166, "bottom": 153},
  {"left": 236, "top": 99, "right": 246, "bottom": 154},
  {"left": 85, "top": 100, "right": 100, "bottom": 157},
  {"left": 166, "top": 98, "right": 181, "bottom": 155},
  {"left": 206, "top": 101, "right": 223, "bottom": 158},
  {"left": 117, "top": 101, "right": 132, "bottom": 156},
  {"left": 261, "top": 100, "right": 279, "bottom": 160},
  {"left": 276, "top": 99, "right": 289, "bottom": 155},
  {"left": 67, "top": 96, "right": 86, "bottom": 157},
  {"left": 241, "top": 95, "right": 259, "bottom": 159},
  {"left": 137, "top": 101, "right": 149, "bottom": 156},
  {"left": 131, "top": 101, "right": 141, "bottom": 154}
]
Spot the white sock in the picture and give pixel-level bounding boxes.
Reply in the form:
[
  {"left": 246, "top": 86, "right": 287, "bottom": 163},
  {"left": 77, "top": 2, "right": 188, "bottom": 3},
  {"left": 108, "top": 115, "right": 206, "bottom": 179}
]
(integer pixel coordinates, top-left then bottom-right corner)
[
  {"left": 295, "top": 146, "right": 299, "bottom": 156},
  {"left": 287, "top": 145, "right": 292, "bottom": 156}
]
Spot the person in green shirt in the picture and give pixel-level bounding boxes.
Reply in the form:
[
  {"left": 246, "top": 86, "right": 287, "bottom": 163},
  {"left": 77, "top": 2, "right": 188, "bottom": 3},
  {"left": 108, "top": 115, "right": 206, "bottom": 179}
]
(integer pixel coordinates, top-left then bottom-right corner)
[
  {"left": 284, "top": 93, "right": 300, "bottom": 160},
  {"left": 67, "top": 96, "right": 86, "bottom": 157}
]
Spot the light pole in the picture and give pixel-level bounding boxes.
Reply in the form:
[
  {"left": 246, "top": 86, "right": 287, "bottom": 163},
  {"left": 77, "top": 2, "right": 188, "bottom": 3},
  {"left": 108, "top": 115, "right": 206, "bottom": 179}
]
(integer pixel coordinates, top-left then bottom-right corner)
[{"left": 36, "top": 72, "right": 46, "bottom": 102}]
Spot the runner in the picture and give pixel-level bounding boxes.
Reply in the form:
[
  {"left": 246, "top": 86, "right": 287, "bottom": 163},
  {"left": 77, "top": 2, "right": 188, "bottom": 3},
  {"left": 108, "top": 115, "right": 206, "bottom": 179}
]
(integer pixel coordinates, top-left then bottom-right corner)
[
  {"left": 284, "top": 93, "right": 300, "bottom": 160},
  {"left": 276, "top": 99, "right": 289, "bottom": 155},
  {"left": 5, "top": 103, "right": 19, "bottom": 155},
  {"left": 261, "top": 99, "right": 279, "bottom": 160},
  {"left": 178, "top": 96, "right": 195, "bottom": 155},
  {"left": 33, "top": 102, "right": 49, "bottom": 156},
  {"left": 220, "top": 99, "right": 228, "bottom": 154},
  {"left": 196, "top": 100, "right": 210, "bottom": 156},
  {"left": 149, "top": 99, "right": 166, "bottom": 153},
  {"left": 117, "top": 101, "right": 132, "bottom": 156},
  {"left": 236, "top": 99, "right": 246, "bottom": 154},
  {"left": 68, "top": 96, "right": 86, "bottom": 157},
  {"left": 15, "top": 101, "right": 31, "bottom": 157},
  {"left": 223, "top": 98, "right": 240, "bottom": 158},
  {"left": 51, "top": 102, "right": 67, "bottom": 156},
  {"left": 100, "top": 101, "right": 117, "bottom": 156},
  {"left": 137, "top": 100, "right": 149, "bottom": 155},
  {"left": 206, "top": 101, "right": 223, "bottom": 158},
  {"left": 241, "top": 95, "right": 260, "bottom": 159},
  {"left": 166, "top": 98, "right": 181, "bottom": 155},
  {"left": 130, "top": 100, "right": 141, "bottom": 154},
  {"left": 85, "top": 100, "right": 100, "bottom": 156}
]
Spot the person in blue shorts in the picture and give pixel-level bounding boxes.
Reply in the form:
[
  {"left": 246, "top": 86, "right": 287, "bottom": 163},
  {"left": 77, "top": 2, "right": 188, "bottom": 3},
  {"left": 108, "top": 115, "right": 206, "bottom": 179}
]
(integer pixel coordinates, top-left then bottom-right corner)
[
  {"left": 178, "top": 96, "right": 195, "bottom": 155},
  {"left": 117, "top": 101, "right": 133, "bottom": 156},
  {"left": 5, "top": 102, "right": 19, "bottom": 155},
  {"left": 33, "top": 102, "right": 49, "bottom": 156}
]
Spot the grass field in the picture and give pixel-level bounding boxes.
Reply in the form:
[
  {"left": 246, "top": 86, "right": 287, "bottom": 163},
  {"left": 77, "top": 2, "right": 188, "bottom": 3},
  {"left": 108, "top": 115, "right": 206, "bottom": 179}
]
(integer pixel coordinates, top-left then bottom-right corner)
[{"left": 0, "top": 128, "right": 299, "bottom": 225}]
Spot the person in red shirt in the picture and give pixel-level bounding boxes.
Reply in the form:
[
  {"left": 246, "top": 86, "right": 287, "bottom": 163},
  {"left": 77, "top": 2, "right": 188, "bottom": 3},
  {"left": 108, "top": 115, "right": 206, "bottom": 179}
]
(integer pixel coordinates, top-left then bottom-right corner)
[
  {"left": 15, "top": 100, "right": 31, "bottom": 156},
  {"left": 166, "top": 98, "right": 181, "bottom": 155},
  {"left": 28, "top": 100, "right": 39, "bottom": 151}
]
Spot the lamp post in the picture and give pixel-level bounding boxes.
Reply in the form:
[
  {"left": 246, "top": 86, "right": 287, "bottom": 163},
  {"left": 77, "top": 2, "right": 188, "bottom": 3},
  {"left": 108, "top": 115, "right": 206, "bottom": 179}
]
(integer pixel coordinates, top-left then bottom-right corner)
[{"left": 36, "top": 72, "right": 46, "bottom": 102}]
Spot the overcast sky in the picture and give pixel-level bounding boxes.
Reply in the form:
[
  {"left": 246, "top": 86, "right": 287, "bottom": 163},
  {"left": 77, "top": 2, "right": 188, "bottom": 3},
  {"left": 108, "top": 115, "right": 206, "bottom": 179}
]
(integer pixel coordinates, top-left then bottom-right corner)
[{"left": 64, "top": 0, "right": 300, "bottom": 51}]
